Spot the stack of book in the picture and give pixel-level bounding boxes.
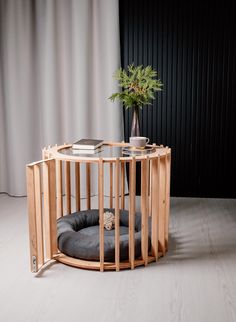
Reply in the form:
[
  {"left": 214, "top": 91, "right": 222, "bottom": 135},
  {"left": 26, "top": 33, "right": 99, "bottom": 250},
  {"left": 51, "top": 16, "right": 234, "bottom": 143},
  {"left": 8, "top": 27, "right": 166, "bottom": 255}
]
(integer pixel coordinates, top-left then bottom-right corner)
[{"left": 72, "top": 139, "right": 104, "bottom": 154}]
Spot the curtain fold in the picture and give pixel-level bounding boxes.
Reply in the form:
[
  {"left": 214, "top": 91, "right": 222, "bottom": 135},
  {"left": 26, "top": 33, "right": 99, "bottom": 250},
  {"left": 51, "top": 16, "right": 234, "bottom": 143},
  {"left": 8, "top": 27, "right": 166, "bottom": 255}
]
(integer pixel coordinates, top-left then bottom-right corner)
[{"left": 0, "top": 0, "right": 122, "bottom": 196}]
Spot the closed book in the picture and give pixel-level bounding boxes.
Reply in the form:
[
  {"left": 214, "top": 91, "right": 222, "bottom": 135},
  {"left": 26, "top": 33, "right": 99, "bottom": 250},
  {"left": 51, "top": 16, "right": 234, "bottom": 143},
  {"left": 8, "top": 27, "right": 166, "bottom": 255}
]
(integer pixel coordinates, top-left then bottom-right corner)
[
  {"left": 72, "top": 139, "right": 104, "bottom": 150},
  {"left": 71, "top": 148, "right": 102, "bottom": 155}
]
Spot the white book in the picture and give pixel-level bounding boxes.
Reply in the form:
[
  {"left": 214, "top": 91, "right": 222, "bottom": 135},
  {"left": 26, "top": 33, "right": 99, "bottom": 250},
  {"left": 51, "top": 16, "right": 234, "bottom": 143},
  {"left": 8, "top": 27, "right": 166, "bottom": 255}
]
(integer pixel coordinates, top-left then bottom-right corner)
[
  {"left": 72, "top": 138, "right": 104, "bottom": 150},
  {"left": 71, "top": 148, "right": 102, "bottom": 155}
]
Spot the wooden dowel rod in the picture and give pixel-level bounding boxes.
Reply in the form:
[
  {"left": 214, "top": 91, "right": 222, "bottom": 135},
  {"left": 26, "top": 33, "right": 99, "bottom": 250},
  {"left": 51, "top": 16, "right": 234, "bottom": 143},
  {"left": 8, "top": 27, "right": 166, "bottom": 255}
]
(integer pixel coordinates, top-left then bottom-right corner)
[
  {"left": 65, "top": 161, "right": 71, "bottom": 214},
  {"left": 86, "top": 163, "right": 91, "bottom": 210},
  {"left": 141, "top": 157, "right": 149, "bottom": 266},
  {"left": 158, "top": 156, "right": 166, "bottom": 255},
  {"left": 165, "top": 153, "right": 171, "bottom": 251},
  {"left": 115, "top": 159, "right": 120, "bottom": 271},
  {"left": 48, "top": 160, "right": 57, "bottom": 256},
  {"left": 75, "top": 162, "right": 81, "bottom": 211},
  {"left": 129, "top": 158, "right": 136, "bottom": 269},
  {"left": 110, "top": 163, "right": 113, "bottom": 209},
  {"left": 56, "top": 160, "right": 63, "bottom": 218},
  {"left": 151, "top": 158, "right": 159, "bottom": 260},
  {"left": 98, "top": 159, "right": 104, "bottom": 271},
  {"left": 121, "top": 162, "right": 125, "bottom": 209},
  {"left": 43, "top": 160, "right": 57, "bottom": 260}
]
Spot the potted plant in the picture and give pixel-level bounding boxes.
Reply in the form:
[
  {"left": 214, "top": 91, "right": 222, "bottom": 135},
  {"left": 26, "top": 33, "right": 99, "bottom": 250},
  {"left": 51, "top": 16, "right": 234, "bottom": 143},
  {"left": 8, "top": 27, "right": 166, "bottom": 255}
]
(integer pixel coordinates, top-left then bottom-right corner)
[{"left": 109, "top": 64, "right": 163, "bottom": 137}]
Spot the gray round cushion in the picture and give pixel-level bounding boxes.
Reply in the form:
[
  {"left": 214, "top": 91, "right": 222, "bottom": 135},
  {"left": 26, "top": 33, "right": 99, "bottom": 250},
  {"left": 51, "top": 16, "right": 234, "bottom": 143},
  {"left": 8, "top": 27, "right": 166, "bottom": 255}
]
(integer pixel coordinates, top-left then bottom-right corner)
[{"left": 57, "top": 209, "right": 151, "bottom": 261}]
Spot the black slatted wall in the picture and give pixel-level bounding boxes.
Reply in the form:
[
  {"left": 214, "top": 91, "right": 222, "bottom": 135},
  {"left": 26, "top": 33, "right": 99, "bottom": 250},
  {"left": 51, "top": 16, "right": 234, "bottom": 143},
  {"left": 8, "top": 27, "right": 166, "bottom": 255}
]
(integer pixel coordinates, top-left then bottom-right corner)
[{"left": 119, "top": 0, "right": 236, "bottom": 197}]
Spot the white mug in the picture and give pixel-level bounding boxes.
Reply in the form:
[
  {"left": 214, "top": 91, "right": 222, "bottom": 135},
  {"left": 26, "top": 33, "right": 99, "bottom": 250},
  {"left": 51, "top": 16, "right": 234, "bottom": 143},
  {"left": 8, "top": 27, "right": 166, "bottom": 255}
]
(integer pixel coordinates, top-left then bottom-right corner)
[{"left": 129, "top": 136, "right": 150, "bottom": 149}]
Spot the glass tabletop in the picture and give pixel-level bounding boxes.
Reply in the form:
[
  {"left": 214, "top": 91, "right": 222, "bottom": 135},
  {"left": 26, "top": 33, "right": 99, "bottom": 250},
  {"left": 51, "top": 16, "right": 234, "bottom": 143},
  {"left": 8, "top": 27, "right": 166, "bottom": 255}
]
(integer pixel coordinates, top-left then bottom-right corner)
[{"left": 58, "top": 145, "right": 156, "bottom": 158}]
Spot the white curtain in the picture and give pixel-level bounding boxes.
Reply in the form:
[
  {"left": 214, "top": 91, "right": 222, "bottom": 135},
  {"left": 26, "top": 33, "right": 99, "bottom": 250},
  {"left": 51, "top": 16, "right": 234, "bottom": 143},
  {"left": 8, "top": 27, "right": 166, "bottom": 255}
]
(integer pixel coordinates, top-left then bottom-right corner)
[{"left": 0, "top": 0, "right": 122, "bottom": 196}]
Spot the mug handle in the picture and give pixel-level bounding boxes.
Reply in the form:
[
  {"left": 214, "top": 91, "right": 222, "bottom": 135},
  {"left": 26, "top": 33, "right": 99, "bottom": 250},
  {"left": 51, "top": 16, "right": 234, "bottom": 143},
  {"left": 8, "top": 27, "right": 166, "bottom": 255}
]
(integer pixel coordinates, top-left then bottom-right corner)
[{"left": 146, "top": 138, "right": 150, "bottom": 144}]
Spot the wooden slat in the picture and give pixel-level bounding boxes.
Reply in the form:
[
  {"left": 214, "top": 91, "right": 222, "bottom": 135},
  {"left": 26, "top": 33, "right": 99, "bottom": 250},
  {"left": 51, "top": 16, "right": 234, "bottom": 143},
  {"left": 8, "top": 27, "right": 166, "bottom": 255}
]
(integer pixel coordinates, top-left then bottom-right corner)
[
  {"left": 141, "top": 157, "right": 149, "bottom": 266},
  {"left": 151, "top": 157, "right": 159, "bottom": 260},
  {"left": 158, "top": 156, "right": 166, "bottom": 255},
  {"left": 98, "top": 159, "right": 104, "bottom": 271},
  {"left": 48, "top": 160, "right": 57, "bottom": 255},
  {"left": 129, "top": 158, "right": 136, "bottom": 269},
  {"left": 121, "top": 162, "right": 125, "bottom": 209},
  {"left": 65, "top": 161, "right": 71, "bottom": 214},
  {"left": 110, "top": 163, "right": 113, "bottom": 208},
  {"left": 43, "top": 159, "right": 57, "bottom": 260},
  {"left": 56, "top": 160, "right": 63, "bottom": 218},
  {"left": 115, "top": 159, "right": 120, "bottom": 271},
  {"left": 26, "top": 166, "right": 38, "bottom": 272},
  {"left": 34, "top": 164, "right": 44, "bottom": 267},
  {"left": 75, "top": 162, "right": 81, "bottom": 211},
  {"left": 86, "top": 163, "right": 91, "bottom": 210},
  {"left": 149, "top": 159, "right": 152, "bottom": 217},
  {"left": 165, "top": 153, "right": 171, "bottom": 251}
]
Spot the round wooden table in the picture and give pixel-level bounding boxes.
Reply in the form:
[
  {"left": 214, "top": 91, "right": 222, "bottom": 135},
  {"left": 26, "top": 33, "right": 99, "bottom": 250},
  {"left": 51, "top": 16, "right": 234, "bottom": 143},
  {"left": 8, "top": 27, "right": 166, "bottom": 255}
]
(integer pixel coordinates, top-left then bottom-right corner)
[{"left": 27, "top": 142, "right": 171, "bottom": 272}]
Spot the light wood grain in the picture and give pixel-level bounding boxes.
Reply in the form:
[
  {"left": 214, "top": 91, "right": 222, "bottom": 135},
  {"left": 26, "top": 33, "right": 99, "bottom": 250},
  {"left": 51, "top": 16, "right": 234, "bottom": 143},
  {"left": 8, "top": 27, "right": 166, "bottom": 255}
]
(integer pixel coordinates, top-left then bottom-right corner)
[
  {"left": 115, "top": 159, "right": 120, "bottom": 271},
  {"left": 56, "top": 160, "right": 63, "bottom": 218},
  {"left": 98, "top": 159, "right": 104, "bottom": 272},
  {"left": 56, "top": 253, "right": 158, "bottom": 270},
  {"left": 165, "top": 153, "right": 171, "bottom": 251},
  {"left": 43, "top": 160, "right": 57, "bottom": 260},
  {"left": 158, "top": 156, "right": 166, "bottom": 255},
  {"left": 129, "top": 158, "right": 136, "bottom": 269},
  {"left": 26, "top": 166, "right": 38, "bottom": 272},
  {"left": 141, "top": 157, "right": 149, "bottom": 265},
  {"left": 65, "top": 161, "right": 71, "bottom": 214},
  {"left": 151, "top": 158, "right": 159, "bottom": 260},
  {"left": 75, "top": 162, "right": 81, "bottom": 211},
  {"left": 33, "top": 164, "right": 44, "bottom": 267},
  {"left": 110, "top": 163, "right": 113, "bottom": 208},
  {"left": 48, "top": 159, "right": 57, "bottom": 256},
  {"left": 27, "top": 142, "right": 171, "bottom": 273},
  {"left": 43, "top": 161, "right": 51, "bottom": 260},
  {"left": 121, "top": 162, "right": 125, "bottom": 209},
  {"left": 86, "top": 163, "right": 91, "bottom": 210}
]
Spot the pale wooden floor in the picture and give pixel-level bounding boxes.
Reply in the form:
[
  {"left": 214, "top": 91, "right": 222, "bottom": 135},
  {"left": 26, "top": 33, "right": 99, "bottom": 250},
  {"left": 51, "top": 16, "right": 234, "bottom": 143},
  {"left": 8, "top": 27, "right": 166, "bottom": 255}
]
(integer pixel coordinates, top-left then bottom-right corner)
[{"left": 0, "top": 195, "right": 236, "bottom": 322}]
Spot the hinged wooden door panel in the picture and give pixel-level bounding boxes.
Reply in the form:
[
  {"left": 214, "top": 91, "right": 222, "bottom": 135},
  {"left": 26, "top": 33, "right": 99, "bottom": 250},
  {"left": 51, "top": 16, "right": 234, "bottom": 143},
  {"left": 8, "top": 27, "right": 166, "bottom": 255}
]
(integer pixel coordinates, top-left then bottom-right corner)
[{"left": 26, "top": 158, "right": 57, "bottom": 273}]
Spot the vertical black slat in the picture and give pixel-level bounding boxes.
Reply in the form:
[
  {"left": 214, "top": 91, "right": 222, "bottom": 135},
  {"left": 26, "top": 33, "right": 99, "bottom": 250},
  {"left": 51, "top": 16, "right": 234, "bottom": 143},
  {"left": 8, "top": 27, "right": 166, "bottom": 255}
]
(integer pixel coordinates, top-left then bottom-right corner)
[
  {"left": 198, "top": 2, "right": 208, "bottom": 196},
  {"left": 193, "top": 4, "right": 202, "bottom": 196},
  {"left": 208, "top": 6, "right": 217, "bottom": 196},
  {"left": 169, "top": 1, "right": 177, "bottom": 193},
  {"left": 157, "top": 1, "right": 163, "bottom": 144},
  {"left": 152, "top": 0, "right": 158, "bottom": 144},
  {"left": 166, "top": 3, "right": 173, "bottom": 148},
  {"left": 162, "top": 1, "right": 168, "bottom": 146},
  {"left": 222, "top": 4, "right": 232, "bottom": 189},
  {"left": 175, "top": 2, "right": 181, "bottom": 192},
  {"left": 133, "top": 0, "right": 138, "bottom": 65},
  {"left": 204, "top": 1, "right": 214, "bottom": 197},
  {"left": 184, "top": 3, "right": 192, "bottom": 193},
  {"left": 212, "top": 4, "right": 224, "bottom": 195},
  {"left": 181, "top": 4, "right": 187, "bottom": 192},
  {"left": 148, "top": 0, "right": 154, "bottom": 140}
]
